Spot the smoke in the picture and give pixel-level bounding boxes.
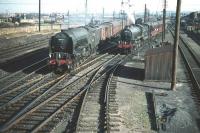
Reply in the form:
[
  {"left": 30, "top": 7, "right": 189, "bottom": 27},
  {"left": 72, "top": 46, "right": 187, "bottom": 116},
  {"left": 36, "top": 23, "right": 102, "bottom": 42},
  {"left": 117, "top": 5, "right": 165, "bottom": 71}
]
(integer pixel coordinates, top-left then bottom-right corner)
[
  {"left": 125, "top": 8, "right": 135, "bottom": 24},
  {"left": 122, "top": 0, "right": 135, "bottom": 24}
]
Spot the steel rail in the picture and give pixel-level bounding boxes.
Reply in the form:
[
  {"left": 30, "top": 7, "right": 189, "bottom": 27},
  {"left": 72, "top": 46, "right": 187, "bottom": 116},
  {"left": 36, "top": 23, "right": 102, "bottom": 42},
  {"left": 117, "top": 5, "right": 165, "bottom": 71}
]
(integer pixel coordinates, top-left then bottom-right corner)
[{"left": 0, "top": 57, "right": 48, "bottom": 89}]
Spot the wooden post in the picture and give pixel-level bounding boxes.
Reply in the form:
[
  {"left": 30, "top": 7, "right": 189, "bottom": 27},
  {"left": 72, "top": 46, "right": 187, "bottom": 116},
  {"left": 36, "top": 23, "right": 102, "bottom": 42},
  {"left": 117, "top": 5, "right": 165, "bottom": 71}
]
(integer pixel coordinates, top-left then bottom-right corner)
[{"left": 171, "top": 0, "right": 181, "bottom": 90}]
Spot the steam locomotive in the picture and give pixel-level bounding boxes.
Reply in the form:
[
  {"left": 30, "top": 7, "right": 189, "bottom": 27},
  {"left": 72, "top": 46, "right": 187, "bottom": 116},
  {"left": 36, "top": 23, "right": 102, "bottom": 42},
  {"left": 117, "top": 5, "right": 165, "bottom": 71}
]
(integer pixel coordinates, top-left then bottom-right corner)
[
  {"left": 118, "top": 21, "right": 163, "bottom": 53},
  {"left": 49, "top": 27, "right": 96, "bottom": 71}
]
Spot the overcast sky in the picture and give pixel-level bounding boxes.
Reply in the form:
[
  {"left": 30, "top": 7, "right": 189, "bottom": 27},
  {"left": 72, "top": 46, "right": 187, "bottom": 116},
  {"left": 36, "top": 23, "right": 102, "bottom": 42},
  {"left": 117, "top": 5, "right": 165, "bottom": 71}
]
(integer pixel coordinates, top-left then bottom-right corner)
[{"left": 0, "top": 0, "right": 199, "bottom": 14}]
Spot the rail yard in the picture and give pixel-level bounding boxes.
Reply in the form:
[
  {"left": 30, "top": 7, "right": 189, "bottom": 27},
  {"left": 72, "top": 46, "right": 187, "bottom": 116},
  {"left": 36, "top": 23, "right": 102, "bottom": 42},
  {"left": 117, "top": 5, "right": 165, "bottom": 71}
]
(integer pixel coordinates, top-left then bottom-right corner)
[{"left": 0, "top": 0, "right": 200, "bottom": 133}]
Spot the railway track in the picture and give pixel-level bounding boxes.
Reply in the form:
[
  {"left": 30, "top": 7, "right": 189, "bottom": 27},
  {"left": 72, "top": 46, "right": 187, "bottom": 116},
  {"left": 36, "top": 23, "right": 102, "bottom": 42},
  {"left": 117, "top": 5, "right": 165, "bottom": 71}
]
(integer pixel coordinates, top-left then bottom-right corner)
[
  {"left": 185, "top": 31, "right": 200, "bottom": 46},
  {"left": 179, "top": 33, "right": 200, "bottom": 67},
  {"left": 0, "top": 53, "right": 114, "bottom": 132},
  {"left": 0, "top": 58, "right": 48, "bottom": 95},
  {"left": 0, "top": 39, "right": 49, "bottom": 62},
  {"left": 74, "top": 44, "right": 149, "bottom": 133},
  {"left": 0, "top": 54, "right": 105, "bottom": 108},
  {"left": 0, "top": 69, "right": 9, "bottom": 79},
  {"left": 169, "top": 28, "right": 200, "bottom": 108},
  {"left": 105, "top": 66, "right": 121, "bottom": 132},
  {"left": 0, "top": 72, "right": 60, "bottom": 107},
  {"left": 75, "top": 55, "right": 126, "bottom": 132},
  {"left": 0, "top": 57, "right": 48, "bottom": 90}
]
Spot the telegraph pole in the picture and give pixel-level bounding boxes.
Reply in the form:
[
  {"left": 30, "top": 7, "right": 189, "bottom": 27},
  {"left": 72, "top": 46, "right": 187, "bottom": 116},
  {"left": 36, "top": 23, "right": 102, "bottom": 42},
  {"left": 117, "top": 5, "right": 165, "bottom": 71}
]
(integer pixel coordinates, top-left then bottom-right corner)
[
  {"left": 85, "top": 0, "right": 87, "bottom": 25},
  {"left": 121, "top": 0, "right": 124, "bottom": 29},
  {"left": 113, "top": 11, "right": 115, "bottom": 20},
  {"left": 39, "top": 0, "right": 41, "bottom": 32},
  {"left": 171, "top": 0, "right": 181, "bottom": 90},
  {"left": 67, "top": 10, "right": 70, "bottom": 29},
  {"left": 162, "top": 0, "right": 166, "bottom": 42},
  {"left": 50, "top": 14, "right": 53, "bottom": 30}
]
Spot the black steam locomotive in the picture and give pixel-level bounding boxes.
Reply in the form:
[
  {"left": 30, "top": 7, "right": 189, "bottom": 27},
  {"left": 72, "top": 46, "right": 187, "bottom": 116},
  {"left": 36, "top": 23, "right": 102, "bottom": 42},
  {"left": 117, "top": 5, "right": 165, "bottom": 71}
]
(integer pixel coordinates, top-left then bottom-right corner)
[
  {"left": 118, "top": 25, "right": 146, "bottom": 53},
  {"left": 49, "top": 26, "right": 100, "bottom": 71}
]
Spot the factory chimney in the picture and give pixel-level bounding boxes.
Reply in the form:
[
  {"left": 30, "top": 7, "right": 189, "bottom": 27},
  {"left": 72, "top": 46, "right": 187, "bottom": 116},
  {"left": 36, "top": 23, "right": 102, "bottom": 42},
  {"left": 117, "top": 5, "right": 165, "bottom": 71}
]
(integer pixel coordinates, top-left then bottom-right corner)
[{"left": 144, "top": 4, "right": 147, "bottom": 23}]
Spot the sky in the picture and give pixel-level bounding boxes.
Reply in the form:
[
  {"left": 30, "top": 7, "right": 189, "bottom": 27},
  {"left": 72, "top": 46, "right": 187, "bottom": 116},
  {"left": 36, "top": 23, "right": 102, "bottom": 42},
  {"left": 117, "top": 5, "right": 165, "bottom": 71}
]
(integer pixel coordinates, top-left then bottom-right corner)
[{"left": 0, "top": 0, "right": 199, "bottom": 14}]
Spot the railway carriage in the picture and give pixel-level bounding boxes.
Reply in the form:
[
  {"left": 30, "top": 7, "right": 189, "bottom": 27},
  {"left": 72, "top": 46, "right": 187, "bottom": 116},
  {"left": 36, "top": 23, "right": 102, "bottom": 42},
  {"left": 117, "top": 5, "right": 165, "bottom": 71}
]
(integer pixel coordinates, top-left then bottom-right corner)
[
  {"left": 109, "top": 21, "right": 123, "bottom": 37},
  {"left": 99, "top": 22, "right": 113, "bottom": 41},
  {"left": 145, "top": 21, "right": 163, "bottom": 37}
]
